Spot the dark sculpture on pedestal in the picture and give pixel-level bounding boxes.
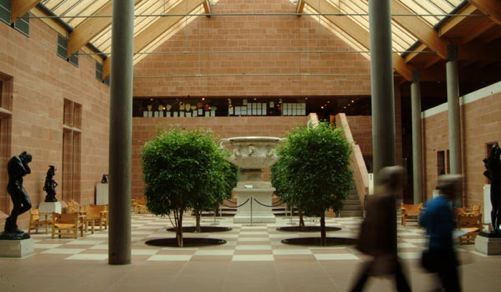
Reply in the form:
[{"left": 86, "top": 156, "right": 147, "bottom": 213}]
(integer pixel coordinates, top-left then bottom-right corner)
[
  {"left": 1, "top": 151, "right": 32, "bottom": 240},
  {"left": 43, "top": 165, "right": 58, "bottom": 202},
  {"left": 483, "top": 144, "right": 501, "bottom": 234}
]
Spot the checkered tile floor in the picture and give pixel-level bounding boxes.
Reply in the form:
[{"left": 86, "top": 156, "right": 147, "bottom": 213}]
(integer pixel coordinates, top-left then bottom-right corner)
[{"left": 24, "top": 214, "right": 467, "bottom": 262}]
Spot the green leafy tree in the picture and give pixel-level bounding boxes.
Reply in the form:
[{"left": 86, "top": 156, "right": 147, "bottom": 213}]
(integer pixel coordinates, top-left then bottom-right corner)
[
  {"left": 271, "top": 159, "right": 305, "bottom": 227},
  {"left": 273, "top": 124, "right": 353, "bottom": 245},
  {"left": 142, "top": 129, "right": 231, "bottom": 246},
  {"left": 192, "top": 157, "right": 238, "bottom": 232}
]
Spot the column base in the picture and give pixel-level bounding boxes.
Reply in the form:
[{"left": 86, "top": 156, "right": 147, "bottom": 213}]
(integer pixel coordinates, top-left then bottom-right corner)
[
  {"left": 0, "top": 236, "right": 34, "bottom": 258},
  {"left": 474, "top": 232, "right": 501, "bottom": 255},
  {"left": 233, "top": 214, "right": 276, "bottom": 224}
]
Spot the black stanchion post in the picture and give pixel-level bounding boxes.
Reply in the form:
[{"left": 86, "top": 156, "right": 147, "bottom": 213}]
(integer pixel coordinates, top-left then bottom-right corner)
[{"left": 250, "top": 196, "right": 253, "bottom": 226}]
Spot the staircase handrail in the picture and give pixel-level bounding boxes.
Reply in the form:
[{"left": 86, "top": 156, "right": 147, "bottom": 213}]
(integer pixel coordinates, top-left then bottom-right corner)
[{"left": 335, "top": 113, "right": 369, "bottom": 208}]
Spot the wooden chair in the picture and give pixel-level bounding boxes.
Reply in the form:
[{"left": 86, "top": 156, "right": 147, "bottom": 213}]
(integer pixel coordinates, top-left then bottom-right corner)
[
  {"left": 66, "top": 200, "right": 81, "bottom": 214},
  {"left": 28, "top": 209, "right": 41, "bottom": 234},
  {"left": 456, "top": 206, "right": 482, "bottom": 244},
  {"left": 400, "top": 203, "right": 423, "bottom": 226},
  {"left": 52, "top": 212, "right": 84, "bottom": 239},
  {"left": 29, "top": 208, "right": 52, "bottom": 234},
  {"left": 84, "top": 205, "right": 107, "bottom": 234},
  {"left": 132, "top": 198, "right": 148, "bottom": 214}
]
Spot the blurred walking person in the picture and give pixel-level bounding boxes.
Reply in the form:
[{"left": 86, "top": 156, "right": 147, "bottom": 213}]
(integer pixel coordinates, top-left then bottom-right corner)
[
  {"left": 349, "top": 166, "right": 411, "bottom": 292},
  {"left": 419, "top": 175, "right": 462, "bottom": 292}
]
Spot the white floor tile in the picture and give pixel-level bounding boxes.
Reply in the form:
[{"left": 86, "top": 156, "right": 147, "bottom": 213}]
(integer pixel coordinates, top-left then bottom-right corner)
[
  {"left": 240, "top": 231, "right": 268, "bottom": 235},
  {"left": 398, "top": 243, "right": 417, "bottom": 249},
  {"left": 147, "top": 255, "right": 192, "bottom": 261},
  {"left": 34, "top": 244, "right": 62, "bottom": 249},
  {"left": 238, "top": 237, "right": 270, "bottom": 242},
  {"left": 132, "top": 249, "right": 159, "bottom": 256},
  {"left": 235, "top": 245, "right": 272, "bottom": 251},
  {"left": 232, "top": 255, "right": 274, "bottom": 261},
  {"left": 66, "top": 240, "right": 104, "bottom": 245},
  {"left": 87, "top": 234, "right": 109, "bottom": 238},
  {"left": 314, "top": 254, "right": 358, "bottom": 260},
  {"left": 272, "top": 249, "right": 312, "bottom": 255},
  {"left": 41, "top": 248, "right": 85, "bottom": 255},
  {"left": 65, "top": 254, "right": 108, "bottom": 260},
  {"left": 195, "top": 250, "right": 234, "bottom": 256},
  {"left": 131, "top": 231, "right": 154, "bottom": 235},
  {"left": 89, "top": 244, "right": 108, "bottom": 250},
  {"left": 399, "top": 252, "right": 420, "bottom": 259}
]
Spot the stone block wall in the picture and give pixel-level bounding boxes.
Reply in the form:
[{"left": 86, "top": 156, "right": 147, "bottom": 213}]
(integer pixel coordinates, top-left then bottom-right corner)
[
  {"left": 133, "top": 0, "right": 371, "bottom": 98},
  {"left": 423, "top": 82, "right": 501, "bottom": 207},
  {"left": 0, "top": 18, "right": 110, "bottom": 228}
]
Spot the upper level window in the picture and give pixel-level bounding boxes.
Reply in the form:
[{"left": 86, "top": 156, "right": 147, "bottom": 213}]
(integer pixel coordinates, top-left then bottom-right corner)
[
  {"left": 0, "top": 0, "right": 30, "bottom": 36},
  {"left": 57, "top": 35, "right": 79, "bottom": 66}
]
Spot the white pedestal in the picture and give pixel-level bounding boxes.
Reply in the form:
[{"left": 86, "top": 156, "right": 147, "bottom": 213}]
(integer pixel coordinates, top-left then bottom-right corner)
[
  {"left": 233, "top": 183, "right": 276, "bottom": 224},
  {"left": 475, "top": 234, "right": 501, "bottom": 255},
  {"left": 483, "top": 184, "right": 492, "bottom": 225},
  {"left": 39, "top": 202, "right": 62, "bottom": 214},
  {"left": 96, "top": 183, "right": 109, "bottom": 205},
  {"left": 0, "top": 238, "right": 34, "bottom": 257}
]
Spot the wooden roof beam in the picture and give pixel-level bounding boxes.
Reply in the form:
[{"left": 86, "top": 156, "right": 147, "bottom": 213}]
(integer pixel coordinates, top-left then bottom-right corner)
[
  {"left": 203, "top": 0, "right": 211, "bottom": 17},
  {"left": 67, "top": 0, "right": 144, "bottom": 57},
  {"left": 304, "top": 0, "right": 415, "bottom": 81},
  {"left": 103, "top": 58, "right": 111, "bottom": 81},
  {"left": 404, "top": 43, "right": 428, "bottom": 63},
  {"left": 469, "top": 0, "right": 501, "bottom": 25},
  {"left": 461, "top": 21, "right": 495, "bottom": 43},
  {"left": 11, "top": 0, "right": 41, "bottom": 22},
  {"left": 296, "top": 0, "right": 305, "bottom": 15},
  {"left": 438, "top": 4, "right": 479, "bottom": 37},
  {"left": 391, "top": 0, "right": 449, "bottom": 59}
]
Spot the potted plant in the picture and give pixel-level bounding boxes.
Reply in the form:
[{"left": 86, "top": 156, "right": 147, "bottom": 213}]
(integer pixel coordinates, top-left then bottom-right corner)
[
  {"left": 191, "top": 158, "right": 238, "bottom": 232},
  {"left": 142, "top": 129, "right": 231, "bottom": 247},
  {"left": 273, "top": 124, "right": 353, "bottom": 246}
]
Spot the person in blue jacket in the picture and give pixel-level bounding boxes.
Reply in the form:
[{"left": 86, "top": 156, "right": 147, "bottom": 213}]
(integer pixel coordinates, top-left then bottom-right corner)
[{"left": 419, "top": 174, "right": 462, "bottom": 292}]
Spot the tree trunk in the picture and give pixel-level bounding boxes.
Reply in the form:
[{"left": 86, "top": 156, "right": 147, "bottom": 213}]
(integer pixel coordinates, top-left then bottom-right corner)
[
  {"left": 177, "top": 210, "right": 184, "bottom": 247},
  {"left": 320, "top": 212, "right": 326, "bottom": 246},
  {"left": 195, "top": 210, "right": 201, "bottom": 233},
  {"left": 299, "top": 210, "right": 305, "bottom": 228}
]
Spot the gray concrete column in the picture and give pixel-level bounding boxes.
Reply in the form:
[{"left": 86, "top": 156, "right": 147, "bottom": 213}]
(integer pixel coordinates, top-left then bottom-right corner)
[
  {"left": 108, "top": 0, "right": 134, "bottom": 265},
  {"left": 369, "top": 0, "right": 395, "bottom": 181},
  {"left": 411, "top": 71, "right": 423, "bottom": 203},
  {"left": 446, "top": 45, "right": 461, "bottom": 176}
]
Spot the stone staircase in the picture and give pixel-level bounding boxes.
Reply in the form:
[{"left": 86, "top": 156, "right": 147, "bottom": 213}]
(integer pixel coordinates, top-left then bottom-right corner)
[{"left": 338, "top": 189, "right": 363, "bottom": 217}]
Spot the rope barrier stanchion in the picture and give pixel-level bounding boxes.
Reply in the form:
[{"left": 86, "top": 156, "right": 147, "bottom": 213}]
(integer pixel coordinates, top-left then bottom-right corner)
[
  {"left": 250, "top": 197, "right": 255, "bottom": 226},
  {"left": 221, "top": 198, "right": 250, "bottom": 209},
  {"left": 252, "top": 198, "right": 284, "bottom": 208}
]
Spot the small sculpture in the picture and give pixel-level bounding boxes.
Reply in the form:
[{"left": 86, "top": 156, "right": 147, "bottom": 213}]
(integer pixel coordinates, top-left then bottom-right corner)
[
  {"left": 101, "top": 174, "right": 108, "bottom": 184},
  {"left": 43, "top": 165, "right": 58, "bottom": 202},
  {"left": 483, "top": 144, "right": 501, "bottom": 233},
  {"left": 2, "top": 151, "right": 32, "bottom": 239}
]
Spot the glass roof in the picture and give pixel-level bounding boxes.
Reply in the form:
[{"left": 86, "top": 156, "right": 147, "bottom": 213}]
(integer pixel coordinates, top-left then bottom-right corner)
[
  {"left": 41, "top": 0, "right": 110, "bottom": 27},
  {"left": 321, "top": 0, "right": 464, "bottom": 53},
  {"left": 90, "top": 0, "right": 185, "bottom": 54},
  {"left": 38, "top": 0, "right": 465, "bottom": 65}
]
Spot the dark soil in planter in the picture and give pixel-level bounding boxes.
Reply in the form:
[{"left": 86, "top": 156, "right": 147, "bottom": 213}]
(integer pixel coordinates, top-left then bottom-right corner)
[
  {"left": 167, "top": 226, "right": 232, "bottom": 233},
  {"left": 145, "top": 237, "right": 226, "bottom": 247},
  {"left": 281, "top": 237, "right": 357, "bottom": 246},
  {"left": 276, "top": 226, "right": 341, "bottom": 232}
]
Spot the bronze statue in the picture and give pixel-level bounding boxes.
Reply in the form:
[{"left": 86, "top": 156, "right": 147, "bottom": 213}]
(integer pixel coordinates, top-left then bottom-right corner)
[
  {"left": 483, "top": 144, "right": 501, "bottom": 233},
  {"left": 2, "top": 151, "right": 32, "bottom": 239},
  {"left": 43, "top": 165, "right": 58, "bottom": 202}
]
